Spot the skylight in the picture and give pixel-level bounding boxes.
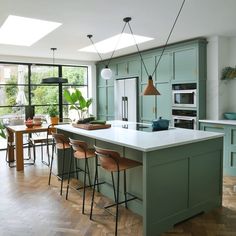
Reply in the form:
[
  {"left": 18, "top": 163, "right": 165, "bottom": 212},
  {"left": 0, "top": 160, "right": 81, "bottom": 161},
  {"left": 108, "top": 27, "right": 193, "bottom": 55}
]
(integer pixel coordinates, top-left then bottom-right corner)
[
  {"left": 79, "top": 33, "right": 154, "bottom": 54},
  {"left": 0, "top": 15, "right": 62, "bottom": 46}
]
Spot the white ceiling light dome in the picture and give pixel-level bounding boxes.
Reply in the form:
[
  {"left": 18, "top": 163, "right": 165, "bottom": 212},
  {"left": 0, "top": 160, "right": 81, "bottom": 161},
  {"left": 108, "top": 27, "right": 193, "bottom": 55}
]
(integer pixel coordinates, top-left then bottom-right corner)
[{"left": 101, "top": 66, "right": 112, "bottom": 80}]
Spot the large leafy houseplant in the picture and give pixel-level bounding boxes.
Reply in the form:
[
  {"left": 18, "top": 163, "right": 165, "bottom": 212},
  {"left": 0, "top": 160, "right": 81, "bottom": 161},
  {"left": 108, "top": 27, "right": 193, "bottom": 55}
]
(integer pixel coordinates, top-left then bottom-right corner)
[{"left": 64, "top": 88, "right": 93, "bottom": 120}]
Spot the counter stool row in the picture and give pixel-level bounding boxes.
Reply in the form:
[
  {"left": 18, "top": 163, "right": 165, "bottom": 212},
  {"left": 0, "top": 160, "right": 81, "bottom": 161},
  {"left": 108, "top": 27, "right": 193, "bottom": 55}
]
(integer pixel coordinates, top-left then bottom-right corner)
[{"left": 48, "top": 132, "right": 142, "bottom": 236}]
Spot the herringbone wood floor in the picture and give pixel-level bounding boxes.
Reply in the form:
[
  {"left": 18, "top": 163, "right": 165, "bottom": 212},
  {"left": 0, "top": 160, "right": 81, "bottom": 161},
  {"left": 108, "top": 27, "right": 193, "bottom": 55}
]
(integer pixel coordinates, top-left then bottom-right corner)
[{"left": 0, "top": 149, "right": 236, "bottom": 236}]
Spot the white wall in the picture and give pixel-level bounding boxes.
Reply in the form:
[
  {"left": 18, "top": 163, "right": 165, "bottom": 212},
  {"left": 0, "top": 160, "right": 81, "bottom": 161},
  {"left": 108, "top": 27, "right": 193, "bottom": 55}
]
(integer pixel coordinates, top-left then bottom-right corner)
[{"left": 206, "top": 35, "right": 236, "bottom": 119}]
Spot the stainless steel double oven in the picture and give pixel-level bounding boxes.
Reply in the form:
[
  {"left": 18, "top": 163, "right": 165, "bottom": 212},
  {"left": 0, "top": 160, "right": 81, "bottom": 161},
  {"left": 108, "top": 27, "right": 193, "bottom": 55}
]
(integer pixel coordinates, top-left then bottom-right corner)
[{"left": 172, "top": 83, "right": 197, "bottom": 129}]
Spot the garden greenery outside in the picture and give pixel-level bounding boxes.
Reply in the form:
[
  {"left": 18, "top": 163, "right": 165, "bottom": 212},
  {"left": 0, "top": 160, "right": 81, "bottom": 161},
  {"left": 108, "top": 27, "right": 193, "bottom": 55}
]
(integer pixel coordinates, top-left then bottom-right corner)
[{"left": 0, "top": 65, "right": 88, "bottom": 118}]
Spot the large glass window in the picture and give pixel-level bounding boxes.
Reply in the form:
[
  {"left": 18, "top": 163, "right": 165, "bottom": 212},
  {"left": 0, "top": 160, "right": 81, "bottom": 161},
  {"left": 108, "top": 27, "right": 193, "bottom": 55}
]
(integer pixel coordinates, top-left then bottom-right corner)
[
  {"left": 62, "top": 66, "right": 88, "bottom": 120},
  {"left": 0, "top": 64, "right": 28, "bottom": 119},
  {"left": 0, "top": 62, "right": 88, "bottom": 123}
]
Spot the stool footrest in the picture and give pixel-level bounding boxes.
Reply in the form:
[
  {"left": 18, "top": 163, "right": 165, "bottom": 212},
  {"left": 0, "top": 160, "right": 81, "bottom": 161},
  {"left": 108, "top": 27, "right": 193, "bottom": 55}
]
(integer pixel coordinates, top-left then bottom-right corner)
[{"left": 104, "top": 196, "right": 137, "bottom": 209}]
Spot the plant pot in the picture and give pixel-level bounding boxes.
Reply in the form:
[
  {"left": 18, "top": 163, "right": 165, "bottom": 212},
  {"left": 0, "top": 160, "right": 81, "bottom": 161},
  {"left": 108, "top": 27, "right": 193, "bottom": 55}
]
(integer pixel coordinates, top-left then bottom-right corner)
[{"left": 50, "top": 116, "right": 59, "bottom": 125}]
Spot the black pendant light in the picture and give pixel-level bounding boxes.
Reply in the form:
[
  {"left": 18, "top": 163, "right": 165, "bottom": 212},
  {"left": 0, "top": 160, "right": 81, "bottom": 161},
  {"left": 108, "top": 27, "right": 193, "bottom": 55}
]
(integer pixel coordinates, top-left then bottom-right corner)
[{"left": 41, "top": 48, "right": 68, "bottom": 84}]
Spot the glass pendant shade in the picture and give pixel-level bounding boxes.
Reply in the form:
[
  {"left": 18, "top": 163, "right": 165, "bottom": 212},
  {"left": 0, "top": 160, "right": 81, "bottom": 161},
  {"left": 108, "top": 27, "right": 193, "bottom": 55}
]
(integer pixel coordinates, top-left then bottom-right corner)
[
  {"left": 142, "top": 76, "right": 160, "bottom": 95},
  {"left": 101, "top": 66, "right": 112, "bottom": 80}
]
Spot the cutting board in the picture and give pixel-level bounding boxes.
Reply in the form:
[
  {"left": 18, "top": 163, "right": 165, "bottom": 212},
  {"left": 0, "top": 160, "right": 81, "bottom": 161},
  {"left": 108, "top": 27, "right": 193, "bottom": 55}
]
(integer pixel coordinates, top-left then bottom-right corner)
[{"left": 72, "top": 123, "right": 111, "bottom": 130}]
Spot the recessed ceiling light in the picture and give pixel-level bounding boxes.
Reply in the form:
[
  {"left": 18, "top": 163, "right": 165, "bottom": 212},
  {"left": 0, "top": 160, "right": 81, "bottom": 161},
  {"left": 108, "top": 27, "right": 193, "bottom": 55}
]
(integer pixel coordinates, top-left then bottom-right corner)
[
  {"left": 0, "top": 15, "right": 62, "bottom": 46},
  {"left": 79, "top": 33, "right": 154, "bottom": 54}
]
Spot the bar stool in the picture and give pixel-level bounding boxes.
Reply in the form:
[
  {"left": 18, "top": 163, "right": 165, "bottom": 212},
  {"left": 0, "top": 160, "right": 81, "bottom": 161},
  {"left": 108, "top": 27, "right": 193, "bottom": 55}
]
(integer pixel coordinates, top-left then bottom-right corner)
[
  {"left": 90, "top": 145, "right": 142, "bottom": 236},
  {"left": 66, "top": 138, "right": 97, "bottom": 214},
  {"left": 48, "top": 132, "right": 71, "bottom": 195}
]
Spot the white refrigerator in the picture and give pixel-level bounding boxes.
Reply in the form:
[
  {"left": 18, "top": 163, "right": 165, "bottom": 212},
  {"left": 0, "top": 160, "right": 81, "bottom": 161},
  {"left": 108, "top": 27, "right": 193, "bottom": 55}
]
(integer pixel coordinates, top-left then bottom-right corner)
[{"left": 114, "top": 77, "right": 137, "bottom": 122}]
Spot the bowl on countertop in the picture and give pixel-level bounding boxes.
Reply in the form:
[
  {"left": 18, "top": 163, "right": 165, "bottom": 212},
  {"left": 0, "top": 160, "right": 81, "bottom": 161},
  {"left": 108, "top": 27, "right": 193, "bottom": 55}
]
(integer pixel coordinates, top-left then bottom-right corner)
[
  {"left": 224, "top": 112, "right": 236, "bottom": 120},
  {"left": 25, "top": 123, "right": 34, "bottom": 128}
]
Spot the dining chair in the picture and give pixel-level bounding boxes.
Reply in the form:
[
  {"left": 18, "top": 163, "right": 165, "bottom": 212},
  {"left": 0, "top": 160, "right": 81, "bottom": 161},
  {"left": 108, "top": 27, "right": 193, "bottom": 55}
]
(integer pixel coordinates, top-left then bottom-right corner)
[{"left": 5, "top": 126, "right": 34, "bottom": 168}]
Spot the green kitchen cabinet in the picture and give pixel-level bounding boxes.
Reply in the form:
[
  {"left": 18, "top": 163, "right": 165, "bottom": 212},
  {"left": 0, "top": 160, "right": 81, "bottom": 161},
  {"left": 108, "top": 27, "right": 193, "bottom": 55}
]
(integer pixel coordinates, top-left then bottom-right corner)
[
  {"left": 140, "top": 82, "right": 171, "bottom": 122},
  {"left": 200, "top": 121, "right": 236, "bottom": 176},
  {"left": 96, "top": 38, "right": 207, "bottom": 124},
  {"left": 117, "top": 58, "right": 140, "bottom": 78},
  {"left": 107, "top": 63, "right": 117, "bottom": 86},
  {"left": 155, "top": 52, "right": 172, "bottom": 83},
  {"left": 173, "top": 46, "right": 198, "bottom": 82},
  {"left": 97, "top": 85, "right": 115, "bottom": 120},
  {"left": 140, "top": 83, "right": 156, "bottom": 122},
  {"left": 156, "top": 82, "right": 172, "bottom": 120}
]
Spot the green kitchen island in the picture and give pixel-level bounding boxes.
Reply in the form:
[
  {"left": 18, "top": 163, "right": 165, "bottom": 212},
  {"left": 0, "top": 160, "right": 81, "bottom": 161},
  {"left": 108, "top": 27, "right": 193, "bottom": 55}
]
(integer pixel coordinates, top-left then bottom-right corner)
[{"left": 56, "top": 120, "right": 223, "bottom": 236}]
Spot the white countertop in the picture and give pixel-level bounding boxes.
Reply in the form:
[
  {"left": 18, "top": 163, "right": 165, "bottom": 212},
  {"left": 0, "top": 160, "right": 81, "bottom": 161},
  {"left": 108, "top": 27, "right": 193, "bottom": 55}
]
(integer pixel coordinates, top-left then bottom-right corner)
[
  {"left": 199, "top": 119, "right": 236, "bottom": 126},
  {"left": 56, "top": 120, "right": 223, "bottom": 152}
]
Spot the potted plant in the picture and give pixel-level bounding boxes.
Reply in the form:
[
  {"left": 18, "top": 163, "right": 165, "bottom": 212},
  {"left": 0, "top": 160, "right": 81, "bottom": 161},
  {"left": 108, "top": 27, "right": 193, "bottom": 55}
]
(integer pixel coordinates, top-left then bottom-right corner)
[
  {"left": 47, "top": 105, "right": 59, "bottom": 125},
  {"left": 64, "top": 88, "right": 93, "bottom": 122}
]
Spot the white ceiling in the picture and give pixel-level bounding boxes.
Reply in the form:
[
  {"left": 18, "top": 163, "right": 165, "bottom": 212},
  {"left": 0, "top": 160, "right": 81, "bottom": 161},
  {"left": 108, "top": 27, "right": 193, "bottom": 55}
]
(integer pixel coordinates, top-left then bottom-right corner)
[{"left": 0, "top": 0, "right": 236, "bottom": 62}]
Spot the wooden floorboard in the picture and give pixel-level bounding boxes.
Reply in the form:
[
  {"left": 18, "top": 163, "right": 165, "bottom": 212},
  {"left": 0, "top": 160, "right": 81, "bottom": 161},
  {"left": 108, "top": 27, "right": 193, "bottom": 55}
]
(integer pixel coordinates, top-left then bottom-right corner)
[{"left": 0, "top": 149, "right": 236, "bottom": 236}]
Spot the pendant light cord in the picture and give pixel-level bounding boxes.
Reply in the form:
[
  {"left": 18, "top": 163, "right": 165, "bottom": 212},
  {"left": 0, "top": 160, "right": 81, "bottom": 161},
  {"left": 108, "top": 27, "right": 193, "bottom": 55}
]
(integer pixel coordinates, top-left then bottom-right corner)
[
  {"left": 88, "top": 20, "right": 128, "bottom": 68},
  {"left": 127, "top": 0, "right": 186, "bottom": 78},
  {"left": 106, "top": 21, "right": 129, "bottom": 67},
  {"left": 127, "top": 22, "right": 149, "bottom": 77},
  {"left": 51, "top": 47, "right": 57, "bottom": 77},
  {"left": 87, "top": 35, "right": 104, "bottom": 61},
  {"left": 151, "top": 0, "right": 186, "bottom": 78}
]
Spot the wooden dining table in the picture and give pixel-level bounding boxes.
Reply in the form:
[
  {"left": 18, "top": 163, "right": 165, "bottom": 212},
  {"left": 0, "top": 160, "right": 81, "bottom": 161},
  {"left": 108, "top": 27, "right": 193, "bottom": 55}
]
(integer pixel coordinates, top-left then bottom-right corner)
[{"left": 7, "top": 124, "right": 52, "bottom": 171}]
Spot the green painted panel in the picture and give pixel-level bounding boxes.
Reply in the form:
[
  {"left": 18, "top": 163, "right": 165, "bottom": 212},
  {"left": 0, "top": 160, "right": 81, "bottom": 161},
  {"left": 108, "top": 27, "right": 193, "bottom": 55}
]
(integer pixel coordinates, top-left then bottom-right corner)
[
  {"left": 117, "top": 61, "right": 128, "bottom": 77},
  {"left": 107, "top": 63, "right": 116, "bottom": 86},
  {"left": 155, "top": 53, "right": 172, "bottom": 82},
  {"left": 147, "top": 158, "right": 188, "bottom": 221},
  {"left": 140, "top": 84, "right": 156, "bottom": 121},
  {"left": 230, "top": 152, "right": 236, "bottom": 167},
  {"left": 189, "top": 151, "right": 221, "bottom": 207},
  {"left": 107, "top": 86, "right": 114, "bottom": 116},
  {"left": 97, "top": 87, "right": 106, "bottom": 116},
  {"left": 155, "top": 82, "right": 171, "bottom": 120},
  {"left": 128, "top": 59, "right": 140, "bottom": 76},
  {"left": 231, "top": 128, "right": 236, "bottom": 144},
  {"left": 97, "top": 64, "right": 106, "bottom": 87},
  {"left": 174, "top": 47, "right": 197, "bottom": 82}
]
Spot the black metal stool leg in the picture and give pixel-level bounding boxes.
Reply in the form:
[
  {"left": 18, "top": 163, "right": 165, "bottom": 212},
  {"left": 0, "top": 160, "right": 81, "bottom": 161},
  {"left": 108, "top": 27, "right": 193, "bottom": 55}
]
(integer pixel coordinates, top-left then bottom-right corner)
[
  {"left": 124, "top": 170, "right": 128, "bottom": 208},
  {"left": 48, "top": 144, "right": 54, "bottom": 185},
  {"left": 66, "top": 148, "right": 73, "bottom": 200},
  {"left": 111, "top": 172, "right": 117, "bottom": 203},
  {"left": 115, "top": 171, "right": 120, "bottom": 236},
  {"left": 90, "top": 161, "right": 98, "bottom": 220},
  {"left": 75, "top": 158, "right": 79, "bottom": 179},
  {"left": 82, "top": 158, "right": 88, "bottom": 214},
  {"left": 95, "top": 156, "right": 100, "bottom": 192},
  {"left": 60, "top": 148, "right": 66, "bottom": 195},
  {"left": 86, "top": 159, "right": 92, "bottom": 186}
]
